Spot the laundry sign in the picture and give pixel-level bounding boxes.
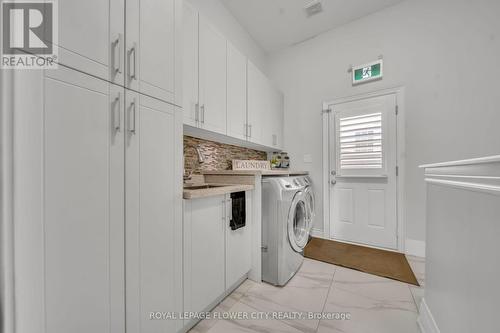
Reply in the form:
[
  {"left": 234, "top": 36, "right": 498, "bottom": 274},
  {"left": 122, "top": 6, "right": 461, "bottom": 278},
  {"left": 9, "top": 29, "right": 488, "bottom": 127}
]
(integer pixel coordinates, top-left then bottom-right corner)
[
  {"left": 352, "top": 59, "right": 383, "bottom": 85},
  {"left": 232, "top": 160, "right": 271, "bottom": 171}
]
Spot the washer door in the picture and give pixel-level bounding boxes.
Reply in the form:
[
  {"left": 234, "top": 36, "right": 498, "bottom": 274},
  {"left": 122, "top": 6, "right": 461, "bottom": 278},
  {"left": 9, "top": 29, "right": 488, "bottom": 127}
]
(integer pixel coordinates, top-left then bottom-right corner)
[
  {"left": 304, "top": 186, "right": 315, "bottom": 232},
  {"left": 288, "top": 192, "right": 309, "bottom": 252}
]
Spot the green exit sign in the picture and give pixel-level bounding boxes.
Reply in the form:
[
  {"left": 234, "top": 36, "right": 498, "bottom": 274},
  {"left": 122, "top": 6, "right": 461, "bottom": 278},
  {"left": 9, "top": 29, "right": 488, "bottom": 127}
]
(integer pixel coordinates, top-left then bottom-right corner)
[{"left": 352, "top": 59, "right": 383, "bottom": 85}]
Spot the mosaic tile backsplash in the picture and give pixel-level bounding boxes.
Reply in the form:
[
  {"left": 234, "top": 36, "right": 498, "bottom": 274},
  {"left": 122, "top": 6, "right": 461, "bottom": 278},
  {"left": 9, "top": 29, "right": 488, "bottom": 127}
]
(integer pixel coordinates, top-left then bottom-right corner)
[{"left": 184, "top": 136, "right": 267, "bottom": 175}]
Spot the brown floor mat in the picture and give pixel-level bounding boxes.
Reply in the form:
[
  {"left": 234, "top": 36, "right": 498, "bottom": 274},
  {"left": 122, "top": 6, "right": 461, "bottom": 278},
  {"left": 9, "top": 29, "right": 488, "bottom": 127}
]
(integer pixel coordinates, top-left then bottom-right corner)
[{"left": 304, "top": 237, "right": 419, "bottom": 286}]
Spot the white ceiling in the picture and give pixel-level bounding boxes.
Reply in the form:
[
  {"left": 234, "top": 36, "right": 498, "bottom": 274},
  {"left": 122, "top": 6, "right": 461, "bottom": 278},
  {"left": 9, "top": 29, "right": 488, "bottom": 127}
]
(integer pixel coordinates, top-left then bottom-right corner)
[{"left": 221, "top": 0, "right": 406, "bottom": 53}]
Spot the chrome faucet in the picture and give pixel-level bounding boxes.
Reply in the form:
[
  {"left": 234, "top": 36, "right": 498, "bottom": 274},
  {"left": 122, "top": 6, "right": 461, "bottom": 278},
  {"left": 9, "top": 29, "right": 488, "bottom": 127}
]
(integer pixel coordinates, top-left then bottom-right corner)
[{"left": 195, "top": 145, "right": 205, "bottom": 163}]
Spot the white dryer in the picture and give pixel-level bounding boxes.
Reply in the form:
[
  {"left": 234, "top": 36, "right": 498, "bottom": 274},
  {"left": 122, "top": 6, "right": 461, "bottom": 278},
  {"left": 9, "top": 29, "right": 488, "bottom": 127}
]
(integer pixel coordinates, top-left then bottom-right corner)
[{"left": 261, "top": 176, "right": 315, "bottom": 286}]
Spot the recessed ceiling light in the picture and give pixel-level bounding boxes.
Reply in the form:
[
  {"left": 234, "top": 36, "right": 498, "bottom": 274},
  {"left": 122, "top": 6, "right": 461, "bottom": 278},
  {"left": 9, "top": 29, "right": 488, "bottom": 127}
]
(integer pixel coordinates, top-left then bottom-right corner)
[{"left": 304, "top": 0, "right": 323, "bottom": 17}]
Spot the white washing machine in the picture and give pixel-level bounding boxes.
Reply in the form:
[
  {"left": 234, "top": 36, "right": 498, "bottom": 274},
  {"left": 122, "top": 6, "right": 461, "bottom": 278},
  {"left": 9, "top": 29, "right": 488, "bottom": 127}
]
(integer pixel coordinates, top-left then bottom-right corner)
[{"left": 261, "top": 176, "right": 315, "bottom": 286}]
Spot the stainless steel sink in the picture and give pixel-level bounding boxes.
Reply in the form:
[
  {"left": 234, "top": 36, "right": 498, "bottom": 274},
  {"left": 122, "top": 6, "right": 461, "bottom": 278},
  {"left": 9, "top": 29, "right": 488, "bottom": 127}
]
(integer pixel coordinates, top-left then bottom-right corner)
[{"left": 183, "top": 184, "right": 228, "bottom": 190}]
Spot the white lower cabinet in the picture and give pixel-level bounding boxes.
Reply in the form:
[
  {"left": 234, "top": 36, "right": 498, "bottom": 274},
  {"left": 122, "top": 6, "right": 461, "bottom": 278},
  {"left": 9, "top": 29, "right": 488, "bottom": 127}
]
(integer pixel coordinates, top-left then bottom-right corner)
[
  {"left": 183, "top": 195, "right": 226, "bottom": 317},
  {"left": 183, "top": 192, "right": 252, "bottom": 329},
  {"left": 225, "top": 192, "right": 253, "bottom": 289}
]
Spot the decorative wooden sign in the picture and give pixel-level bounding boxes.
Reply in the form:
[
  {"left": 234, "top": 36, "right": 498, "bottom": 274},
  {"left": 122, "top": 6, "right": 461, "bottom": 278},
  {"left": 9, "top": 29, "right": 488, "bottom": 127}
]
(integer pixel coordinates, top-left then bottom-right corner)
[{"left": 232, "top": 160, "right": 271, "bottom": 171}]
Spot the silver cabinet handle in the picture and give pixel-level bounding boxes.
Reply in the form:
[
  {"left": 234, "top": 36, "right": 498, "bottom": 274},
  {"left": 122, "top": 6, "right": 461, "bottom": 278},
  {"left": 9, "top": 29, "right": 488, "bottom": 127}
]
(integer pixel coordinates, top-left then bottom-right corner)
[
  {"left": 113, "top": 92, "right": 121, "bottom": 132},
  {"left": 128, "top": 99, "right": 136, "bottom": 134},
  {"left": 249, "top": 124, "right": 252, "bottom": 138},
  {"left": 112, "top": 34, "right": 122, "bottom": 75},
  {"left": 272, "top": 134, "right": 277, "bottom": 146},
  {"left": 200, "top": 105, "right": 205, "bottom": 124},
  {"left": 127, "top": 43, "right": 137, "bottom": 81},
  {"left": 222, "top": 199, "right": 226, "bottom": 222},
  {"left": 195, "top": 103, "right": 199, "bottom": 123},
  {"left": 227, "top": 198, "right": 232, "bottom": 221}
]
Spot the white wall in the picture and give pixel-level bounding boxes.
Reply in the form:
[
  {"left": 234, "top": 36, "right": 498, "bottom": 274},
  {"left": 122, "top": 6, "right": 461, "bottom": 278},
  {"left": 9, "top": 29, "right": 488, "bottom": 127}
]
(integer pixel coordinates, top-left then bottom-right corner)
[
  {"left": 187, "top": 0, "right": 268, "bottom": 73},
  {"left": 267, "top": 0, "right": 500, "bottom": 245}
]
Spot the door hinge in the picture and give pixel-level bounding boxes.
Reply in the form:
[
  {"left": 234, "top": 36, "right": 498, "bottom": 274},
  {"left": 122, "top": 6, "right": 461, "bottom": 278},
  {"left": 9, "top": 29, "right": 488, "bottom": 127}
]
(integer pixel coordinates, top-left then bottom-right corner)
[
  {"left": 395, "top": 105, "right": 399, "bottom": 116},
  {"left": 396, "top": 166, "right": 399, "bottom": 176}
]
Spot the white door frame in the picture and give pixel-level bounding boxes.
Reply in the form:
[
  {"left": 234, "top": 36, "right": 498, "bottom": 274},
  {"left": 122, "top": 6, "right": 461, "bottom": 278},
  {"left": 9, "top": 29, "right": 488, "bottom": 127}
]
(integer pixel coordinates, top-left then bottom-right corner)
[{"left": 321, "top": 87, "right": 406, "bottom": 253}]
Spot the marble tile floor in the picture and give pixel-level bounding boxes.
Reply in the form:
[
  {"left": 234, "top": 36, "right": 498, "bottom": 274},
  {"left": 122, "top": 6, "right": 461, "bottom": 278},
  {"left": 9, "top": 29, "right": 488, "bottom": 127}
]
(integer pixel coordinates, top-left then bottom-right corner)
[{"left": 190, "top": 256, "right": 425, "bottom": 333}]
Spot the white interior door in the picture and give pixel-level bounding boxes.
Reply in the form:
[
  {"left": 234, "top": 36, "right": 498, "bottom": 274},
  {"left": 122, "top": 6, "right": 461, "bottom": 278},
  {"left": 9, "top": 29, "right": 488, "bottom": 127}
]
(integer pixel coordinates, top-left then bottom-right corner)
[{"left": 329, "top": 94, "right": 398, "bottom": 249}]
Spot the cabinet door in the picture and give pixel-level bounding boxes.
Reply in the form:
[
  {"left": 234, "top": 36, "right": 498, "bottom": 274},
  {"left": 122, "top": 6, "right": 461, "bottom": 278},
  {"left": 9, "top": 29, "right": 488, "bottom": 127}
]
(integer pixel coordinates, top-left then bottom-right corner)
[
  {"left": 225, "top": 192, "right": 252, "bottom": 289},
  {"left": 227, "top": 42, "right": 248, "bottom": 141},
  {"left": 126, "top": 0, "right": 178, "bottom": 104},
  {"left": 24, "top": 67, "right": 125, "bottom": 333},
  {"left": 184, "top": 196, "right": 226, "bottom": 315},
  {"left": 268, "top": 87, "right": 284, "bottom": 149},
  {"left": 247, "top": 60, "right": 266, "bottom": 145},
  {"left": 57, "top": 0, "right": 124, "bottom": 85},
  {"left": 199, "top": 16, "right": 227, "bottom": 135},
  {"left": 125, "top": 92, "right": 183, "bottom": 333},
  {"left": 182, "top": 1, "right": 199, "bottom": 127}
]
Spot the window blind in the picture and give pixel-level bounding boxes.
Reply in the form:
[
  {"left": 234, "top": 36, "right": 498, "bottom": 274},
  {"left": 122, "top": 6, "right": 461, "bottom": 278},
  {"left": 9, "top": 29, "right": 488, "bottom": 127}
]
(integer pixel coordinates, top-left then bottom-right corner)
[{"left": 339, "top": 112, "right": 382, "bottom": 170}]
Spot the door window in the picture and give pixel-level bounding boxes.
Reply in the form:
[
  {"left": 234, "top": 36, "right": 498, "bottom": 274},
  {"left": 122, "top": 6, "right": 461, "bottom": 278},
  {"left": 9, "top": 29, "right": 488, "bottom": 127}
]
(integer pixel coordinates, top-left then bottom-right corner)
[{"left": 336, "top": 111, "right": 386, "bottom": 176}]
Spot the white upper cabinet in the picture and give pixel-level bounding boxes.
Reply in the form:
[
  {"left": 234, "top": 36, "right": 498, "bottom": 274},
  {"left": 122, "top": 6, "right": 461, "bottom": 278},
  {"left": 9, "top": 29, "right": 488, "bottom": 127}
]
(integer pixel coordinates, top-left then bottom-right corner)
[
  {"left": 269, "top": 86, "right": 285, "bottom": 149},
  {"left": 227, "top": 42, "right": 248, "bottom": 141},
  {"left": 126, "top": 0, "right": 180, "bottom": 104},
  {"left": 248, "top": 62, "right": 284, "bottom": 149},
  {"left": 199, "top": 17, "right": 227, "bottom": 135},
  {"left": 182, "top": 1, "right": 200, "bottom": 127},
  {"left": 181, "top": 2, "right": 285, "bottom": 149},
  {"left": 247, "top": 60, "right": 267, "bottom": 145},
  {"left": 57, "top": 0, "right": 124, "bottom": 85},
  {"left": 57, "top": 0, "right": 181, "bottom": 104}
]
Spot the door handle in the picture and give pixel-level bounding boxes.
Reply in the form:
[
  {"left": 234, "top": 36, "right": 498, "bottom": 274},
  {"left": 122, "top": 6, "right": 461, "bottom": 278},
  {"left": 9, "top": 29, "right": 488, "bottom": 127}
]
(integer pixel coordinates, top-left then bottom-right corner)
[
  {"left": 248, "top": 124, "right": 252, "bottom": 138},
  {"left": 331, "top": 171, "right": 337, "bottom": 176},
  {"left": 195, "top": 103, "right": 199, "bottom": 123},
  {"left": 128, "top": 99, "right": 136, "bottom": 135},
  {"left": 112, "top": 34, "right": 122, "bottom": 75},
  {"left": 113, "top": 92, "right": 121, "bottom": 132},
  {"left": 331, "top": 180, "right": 337, "bottom": 185},
  {"left": 127, "top": 43, "right": 137, "bottom": 81}
]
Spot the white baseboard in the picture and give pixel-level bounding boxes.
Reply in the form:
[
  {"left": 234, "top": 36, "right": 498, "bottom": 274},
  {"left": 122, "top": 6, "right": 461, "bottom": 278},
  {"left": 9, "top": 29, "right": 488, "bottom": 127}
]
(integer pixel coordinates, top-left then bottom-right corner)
[
  {"left": 417, "top": 298, "right": 440, "bottom": 333},
  {"left": 405, "top": 238, "right": 426, "bottom": 257},
  {"left": 310, "top": 228, "right": 327, "bottom": 239}
]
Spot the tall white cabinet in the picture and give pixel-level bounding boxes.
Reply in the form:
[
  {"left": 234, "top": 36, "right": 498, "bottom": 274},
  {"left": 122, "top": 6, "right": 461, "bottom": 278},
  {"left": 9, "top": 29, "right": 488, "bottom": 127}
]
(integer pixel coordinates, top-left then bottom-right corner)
[
  {"left": 41, "top": 68, "right": 126, "bottom": 333},
  {"left": 125, "top": 93, "right": 183, "bottom": 333},
  {"left": 12, "top": 1, "right": 183, "bottom": 332}
]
